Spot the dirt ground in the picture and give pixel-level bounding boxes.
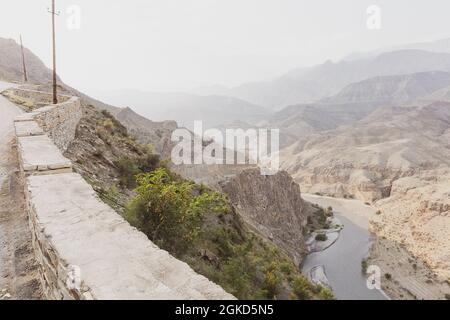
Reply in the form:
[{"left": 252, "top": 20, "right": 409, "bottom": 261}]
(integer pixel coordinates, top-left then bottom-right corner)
[
  {"left": 0, "top": 138, "right": 42, "bottom": 300},
  {"left": 369, "top": 237, "right": 450, "bottom": 300}
]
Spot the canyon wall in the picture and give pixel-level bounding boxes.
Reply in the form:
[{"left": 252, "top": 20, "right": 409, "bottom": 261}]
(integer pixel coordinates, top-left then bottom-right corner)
[{"left": 220, "top": 168, "right": 309, "bottom": 265}]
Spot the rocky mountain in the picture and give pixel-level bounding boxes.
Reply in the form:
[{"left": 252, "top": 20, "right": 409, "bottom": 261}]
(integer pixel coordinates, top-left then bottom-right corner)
[
  {"left": 371, "top": 168, "right": 450, "bottom": 279},
  {"left": 419, "top": 84, "right": 450, "bottom": 104},
  {"left": 0, "top": 39, "right": 174, "bottom": 160},
  {"left": 220, "top": 168, "right": 309, "bottom": 265},
  {"left": 114, "top": 107, "right": 177, "bottom": 157},
  {"left": 0, "top": 37, "right": 54, "bottom": 84},
  {"left": 225, "top": 50, "right": 450, "bottom": 109},
  {"left": 0, "top": 37, "right": 122, "bottom": 117},
  {"left": 267, "top": 71, "right": 450, "bottom": 146},
  {"left": 320, "top": 71, "right": 450, "bottom": 106},
  {"left": 344, "top": 37, "right": 450, "bottom": 61}
]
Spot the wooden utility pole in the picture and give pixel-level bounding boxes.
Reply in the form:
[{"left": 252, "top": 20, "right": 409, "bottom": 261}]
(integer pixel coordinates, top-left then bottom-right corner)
[
  {"left": 49, "top": 0, "right": 59, "bottom": 104},
  {"left": 19, "top": 35, "right": 28, "bottom": 82}
]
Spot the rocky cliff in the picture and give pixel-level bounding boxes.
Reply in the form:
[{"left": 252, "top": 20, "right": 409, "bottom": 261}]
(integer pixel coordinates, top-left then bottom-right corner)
[
  {"left": 371, "top": 168, "right": 450, "bottom": 279},
  {"left": 220, "top": 168, "right": 309, "bottom": 265}
]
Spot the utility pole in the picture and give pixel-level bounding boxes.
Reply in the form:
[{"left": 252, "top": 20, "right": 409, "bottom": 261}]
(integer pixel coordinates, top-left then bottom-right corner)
[
  {"left": 19, "top": 34, "right": 28, "bottom": 82},
  {"left": 48, "top": 0, "right": 59, "bottom": 104}
]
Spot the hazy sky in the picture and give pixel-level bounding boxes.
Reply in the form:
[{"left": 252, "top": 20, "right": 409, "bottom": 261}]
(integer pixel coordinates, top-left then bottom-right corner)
[{"left": 2, "top": 0, "right": 450, "bottom": 95}]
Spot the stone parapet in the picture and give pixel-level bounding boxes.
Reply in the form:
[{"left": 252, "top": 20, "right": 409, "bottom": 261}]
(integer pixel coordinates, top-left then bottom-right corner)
[{"left": 12, "top": 88, "right": 82, "bottom": 152}]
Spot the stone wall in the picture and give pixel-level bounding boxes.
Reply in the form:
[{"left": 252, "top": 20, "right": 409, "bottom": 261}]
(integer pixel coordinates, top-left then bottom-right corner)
[
  {"left": 10, "top": 88, "right": 82, "bottom": 152},
  {"left": 32, "top": 97, "right": 82, "bottom": 152},
  {"left": 220, "top": 168, "right": 308, "bottom": 265},
  {"left": 12, "top": 91, "right": 233, "bottom": 300}
]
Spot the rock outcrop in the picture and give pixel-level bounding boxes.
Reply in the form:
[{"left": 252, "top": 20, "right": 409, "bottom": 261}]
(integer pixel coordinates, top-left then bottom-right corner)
[
  {"left": 371, "top": 169, "right": 450, "bottom": 279},
  {"left": 220, "top": 168, "right": 308, "bottom": 265},
  {"left": 114, "top": 107, "right": 177, "bottom": 158}
]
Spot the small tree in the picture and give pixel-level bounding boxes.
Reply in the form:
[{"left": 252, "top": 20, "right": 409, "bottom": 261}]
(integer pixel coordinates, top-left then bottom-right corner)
[
  {"left": 315, "top": 233, "right": 328, "bottom": 241},
  {"left": 125, "top": 168, "right": 228, "bottom": 254},
  {"left": 263, "top": 269, "right": 280, "bottom": 299},
  {"left": 291, "top": 276, "right": 313, "bottom": 300}
]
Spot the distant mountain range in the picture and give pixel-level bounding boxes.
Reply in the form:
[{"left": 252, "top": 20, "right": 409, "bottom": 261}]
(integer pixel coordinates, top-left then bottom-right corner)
[
  {"left": 266, "top": 70, "right": 450, "bottom": 143},
  {"left": 94, "top": 90, "right": 270, "bottom": 130},
  {"left": 344, "top": 37, "right": 450, "bottom": 61},
  {"left": 91, "top": 46, "right": 450, "bottom": 132},
  {"left": 214, "top": 49, "right": 450, "bottom": 110}
]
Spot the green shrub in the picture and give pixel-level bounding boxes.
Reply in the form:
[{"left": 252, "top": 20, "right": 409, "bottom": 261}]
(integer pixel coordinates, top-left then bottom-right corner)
[
  {"left": 263, "top": 268, "right": 281, "bottom": 299},
  {"left": 102, "top": 119, "right": 115, "bottom": 130},
  {"left": 125, "top": 168, "right": 228, "bottom": 254},
  {"left": 115, "top": 157, "right": 141, "bottom": 188},
  {"left": 291, "top": 276, "right": 313, "bottom": 300},
  {"left": 138, "top": 152, "right": 161, "bottom": 173},
  {"left": 315, "top": 233, "right": 328, "bottom": 241},
  {"left": 361, "top": 259, "right": 368, "bottom": 274},
  {"left": 221, "top": 254, "right": 253, "bottom": 298},
  {"left": 318, "top": 287, "right": 334, "bottom": 300},
  {"left": 98, "top": 186, "right": 121, "bottom": 209}
]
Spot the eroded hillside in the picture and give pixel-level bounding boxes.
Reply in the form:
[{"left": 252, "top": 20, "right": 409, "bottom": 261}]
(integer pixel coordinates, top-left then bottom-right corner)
[
  {"left": 62, "top": 102, "right": 333, "bottom": 300},
  {"left": 220, "top": 169, "right": 309, "bottom": 265}
]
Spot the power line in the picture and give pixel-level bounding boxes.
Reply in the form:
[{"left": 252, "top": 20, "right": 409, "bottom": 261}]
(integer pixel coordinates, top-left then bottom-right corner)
[
  {"left": 19, "top": 34, "right": 28, "bottom": 82},
  {"left": 48, "top": 0, "right": 60, "bottom": 104}
]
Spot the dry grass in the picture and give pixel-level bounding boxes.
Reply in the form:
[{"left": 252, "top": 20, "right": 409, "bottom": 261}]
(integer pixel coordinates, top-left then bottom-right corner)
[{"left": 1, "top": 89, "right": 35, "bottom": 111}]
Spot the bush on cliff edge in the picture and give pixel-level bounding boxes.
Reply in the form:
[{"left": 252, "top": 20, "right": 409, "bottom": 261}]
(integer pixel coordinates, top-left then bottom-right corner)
[{"left": 125, "top": 167, "right": 334, "bottom": 300}]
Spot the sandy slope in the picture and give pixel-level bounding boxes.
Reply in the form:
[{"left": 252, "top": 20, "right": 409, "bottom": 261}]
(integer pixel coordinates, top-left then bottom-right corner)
[{"left": 372, "top": 169, "right": 450, "bottom": 279}]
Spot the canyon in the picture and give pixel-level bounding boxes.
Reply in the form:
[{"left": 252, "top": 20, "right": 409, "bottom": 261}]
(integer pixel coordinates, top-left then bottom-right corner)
[{"left": 1, "top": 35, "right": 449, "bottom": 299}]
